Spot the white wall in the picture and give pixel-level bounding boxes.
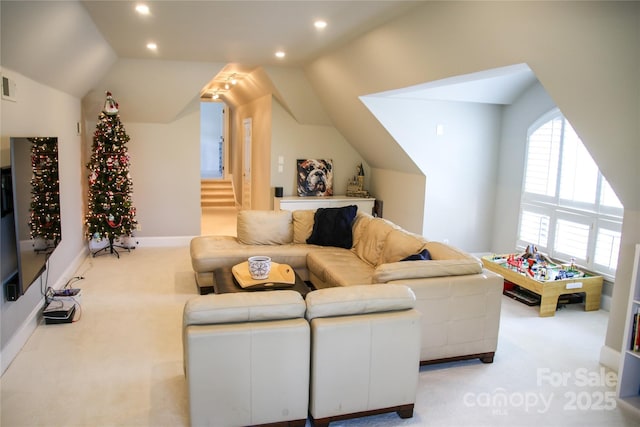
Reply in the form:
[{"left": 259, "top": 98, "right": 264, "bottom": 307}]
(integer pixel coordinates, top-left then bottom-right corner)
[
  {"left": 270, "top": 99, "right": 369, "bottom": 203},
  {"left": 84, "top": 58, "right": 224, "bottom": 125},
  {"left": 361, "top": 96, "right": 502, "bottom": 250},
  {"left": 125, "top": 108, "right": 201, "bottom": 237},
  {"left": 493, "top": 81, "right": 556, "bottom": 253},
  {"left": 263, "top": 66, "right": 332, "bottom": 126},
  {"left": 0, "top": 69, "right": 87, "bottom": 373},
  {"left": 368, "top": 168, "right": 425, "bottom": 234}
]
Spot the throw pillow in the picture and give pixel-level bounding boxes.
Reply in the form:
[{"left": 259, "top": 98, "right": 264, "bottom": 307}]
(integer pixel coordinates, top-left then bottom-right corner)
[
  {"left": 307, "top": 205, "right": 358, "bottom": 248},
  {"left": 237, "top": 210, "right": 293, "bottom": 245},
  {"left": 380, "top": 229, "right": 426, "bottom": 264},
  {"left": 401, "top": 248, "right": 432, "bottom": 261},
  {"left": 292, "top": 209, "right": 316, "bottom": 244},
  {"left": 351, "top": 212, "right": 374, "bottom": 248},
  {"left": 353, "top": 218, "right": 396, "bottom": 266}
]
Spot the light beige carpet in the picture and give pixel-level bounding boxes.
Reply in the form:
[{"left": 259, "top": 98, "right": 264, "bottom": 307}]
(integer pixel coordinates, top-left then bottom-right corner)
[{"left": 2, "top": 243, "right": 640, "bottom": 426}]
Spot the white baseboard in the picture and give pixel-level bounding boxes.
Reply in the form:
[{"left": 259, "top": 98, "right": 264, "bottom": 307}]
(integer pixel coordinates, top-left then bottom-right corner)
[
  {"left": 1, "top": 246, "right": 89, "bottom": 376},
  {"left": 599, "top": 293, "right": 612, "bottom": 312},
  {"left": 599, "top": 344, "right": 620, "bottom": 372},
  {"left": 52, "top": 245, "right": 90, "bottom": 289},
  {"left": 0, "top": 298, "right": 43, "bottom": 375},
  {"left": 135, "top": 236, "right": 195, "bottom": 247}
]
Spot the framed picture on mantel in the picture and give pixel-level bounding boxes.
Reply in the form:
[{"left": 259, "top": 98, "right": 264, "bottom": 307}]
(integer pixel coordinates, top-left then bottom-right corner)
[{"left": 297, "top": 159, "right": 333, "bottom": 197}]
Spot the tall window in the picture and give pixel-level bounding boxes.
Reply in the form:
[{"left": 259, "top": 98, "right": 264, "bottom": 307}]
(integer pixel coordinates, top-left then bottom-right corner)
[{"left": 518, "top": 109, "right": 623, "bottom": 278}]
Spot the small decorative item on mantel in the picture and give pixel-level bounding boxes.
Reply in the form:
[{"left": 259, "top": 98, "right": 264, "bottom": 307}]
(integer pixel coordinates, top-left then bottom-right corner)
[{"left": 346, "top": 163, "right": 370, "bottom": 197}]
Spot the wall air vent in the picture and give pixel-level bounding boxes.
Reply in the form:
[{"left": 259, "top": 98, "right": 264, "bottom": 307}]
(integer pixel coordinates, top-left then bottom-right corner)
[{"left": 2, "top": 75, "right": 17, "bottom": 102}]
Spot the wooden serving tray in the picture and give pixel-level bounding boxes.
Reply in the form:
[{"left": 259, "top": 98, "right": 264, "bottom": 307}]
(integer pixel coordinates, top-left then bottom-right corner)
[{"left": 231, "top": 261, "right": 296, "bottom": 288}]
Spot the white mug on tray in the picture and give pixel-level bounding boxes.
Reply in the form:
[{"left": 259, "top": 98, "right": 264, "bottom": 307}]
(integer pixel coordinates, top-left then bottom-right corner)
[{"left": 248, "top": 256, "right": 271, "bottom": 280}]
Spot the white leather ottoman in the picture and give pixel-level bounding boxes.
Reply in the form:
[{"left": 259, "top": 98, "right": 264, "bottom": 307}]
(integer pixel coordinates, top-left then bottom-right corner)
[
  {"left": 183, "top": 291, "right": 309, "bottom": 427},
  {"left": 305, "top": 284, "right": 421, "bottom": 427}
]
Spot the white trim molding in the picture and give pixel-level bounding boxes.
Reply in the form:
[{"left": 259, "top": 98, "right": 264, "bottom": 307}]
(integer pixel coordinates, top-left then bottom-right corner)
[
  {"left": 1, "top": 247, "right": 89, "bottom": 375},
  {"left": 599, "top": 344, "right": 620, "bottom": 373}
]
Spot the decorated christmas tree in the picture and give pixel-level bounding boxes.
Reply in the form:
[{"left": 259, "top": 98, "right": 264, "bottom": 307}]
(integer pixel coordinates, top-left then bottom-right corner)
[
  {"left": 85, "top": 92, "right": 137, "bottom": 255},
  {"left": 28, "top": 137, "right": 61, "bottom": 249}
]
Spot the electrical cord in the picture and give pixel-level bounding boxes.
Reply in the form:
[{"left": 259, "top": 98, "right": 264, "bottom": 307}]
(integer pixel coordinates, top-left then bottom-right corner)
[
  {"left": 74, "top": 257, "right": 94, "bottom": 279},
  {"left": 40, "top": 258, "right": 51, "bottom": 299},
  {"left": 40, "top": 254, "right": 93, "bottom": 323},
  {"left": 70, "top": 296, "right": 82, "bottom": 322},
  {"left": 63, "top": 276, "right": 85, "bottom": 289}
]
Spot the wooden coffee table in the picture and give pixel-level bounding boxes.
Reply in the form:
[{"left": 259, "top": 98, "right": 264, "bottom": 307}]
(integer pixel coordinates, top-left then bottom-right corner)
[
  {"left": 481, "top": 254, "right": 603, "bottom": 317},
  {"left": 213, "top": 266, "right": 313, "bottom": 298}
]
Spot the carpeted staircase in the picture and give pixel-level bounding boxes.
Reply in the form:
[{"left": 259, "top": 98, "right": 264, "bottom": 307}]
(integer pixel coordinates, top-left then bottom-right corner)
[{"left": 201, "top": 179, "right": 235, "bottom": 208}]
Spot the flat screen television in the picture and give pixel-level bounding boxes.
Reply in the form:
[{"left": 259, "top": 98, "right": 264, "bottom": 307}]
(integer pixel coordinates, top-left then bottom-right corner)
[{"left": 1, "top": 137, "right": 61, "bottom": 300}]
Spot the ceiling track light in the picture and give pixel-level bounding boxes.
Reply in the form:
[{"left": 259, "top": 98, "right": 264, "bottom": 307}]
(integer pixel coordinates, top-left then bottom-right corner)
[
  {"left": 203, "top": 72, "right": 242, "bottom": 100},
  {"left": 225, "top": 73, "right": 238, "bottom": 89}
]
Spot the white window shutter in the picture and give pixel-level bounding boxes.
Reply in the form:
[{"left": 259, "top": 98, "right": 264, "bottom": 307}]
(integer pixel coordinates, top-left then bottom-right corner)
[{"left": 518, "top": 112, "right": 622, "bottom": 278}]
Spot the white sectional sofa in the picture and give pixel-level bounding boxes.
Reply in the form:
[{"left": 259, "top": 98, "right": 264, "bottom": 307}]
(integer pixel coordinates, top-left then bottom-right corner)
[
  {"left": 305, "top": 284, "right": 422, "bottom": 426},
  {"left": 190, "top": 207, "right": 503, "bottom": 364},
  {"left": 183, "top": 290, "right": 309, "bottom": 426},
  {"left": 183, "top": 284, "right": 422, "bottom": 426}
]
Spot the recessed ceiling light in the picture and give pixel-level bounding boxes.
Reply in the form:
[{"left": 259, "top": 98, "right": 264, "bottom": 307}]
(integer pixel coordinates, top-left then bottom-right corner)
[
  {"left": 146, "top": 42, "right": 157, "bottom": 50},
  {"left": 314, "top": 20, "right": 327, "bottom": 29},
  {"left": 135, "top": 4, "right": 150, "bottom": 15},
  {"left": 275, "top": 51, "right": 286, "bottom": 59}
]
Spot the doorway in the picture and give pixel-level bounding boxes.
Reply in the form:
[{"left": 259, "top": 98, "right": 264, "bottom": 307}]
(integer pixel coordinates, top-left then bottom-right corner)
[
  {"left": 200, "top": 101, "right": 236, "bottom": 235},
  {"left": 242, "top": 118, "right": 252, "bottom": 209},
  {"left": 200, "top": 101, "right": 225, "bottom": 178}
]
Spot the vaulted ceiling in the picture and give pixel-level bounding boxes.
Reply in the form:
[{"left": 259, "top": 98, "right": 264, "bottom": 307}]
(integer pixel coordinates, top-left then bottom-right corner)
[
  {"left": 1, "top": 1, "right": 533, "bottom": 124},
  {"left": 81, "top": 1, "right": 416, "bottom": 66},
  {"left": 1, "top": 1, "right": 416, "bottom": 100}
]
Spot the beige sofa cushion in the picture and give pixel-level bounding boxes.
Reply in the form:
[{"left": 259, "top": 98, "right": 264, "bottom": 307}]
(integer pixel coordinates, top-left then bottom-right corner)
[
  {"left": 305, "top": 284, "right": 416, "bottom": 320},
  {"left": 307, "top": 249, "right": 374, "bottom": 287},
  {"left": 184, "top": 291, "right": 305, "bottom": 325},
  {"left": 373, "top": 258, "right": 483, "bottom": 282},
  {"left": 237, "top": 210, "right": 293, "bottom": 245},
  {"left": 351, "top": 212, "right": 374, "bottom": 248},
  {"left": 353, "top": 217, "right": 398, "bottom": 266},
  {"left": 292, "top": 209, "right": 316, "bottom": 244},
  {"left": 380, "top": 229, "right": 427, "bottom": 264}
]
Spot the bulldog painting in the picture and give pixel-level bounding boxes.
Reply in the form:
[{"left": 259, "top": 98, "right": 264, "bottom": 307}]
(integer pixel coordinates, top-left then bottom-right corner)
[{"left": 297, "top": 159, "right": 334, "bottom": 197}]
